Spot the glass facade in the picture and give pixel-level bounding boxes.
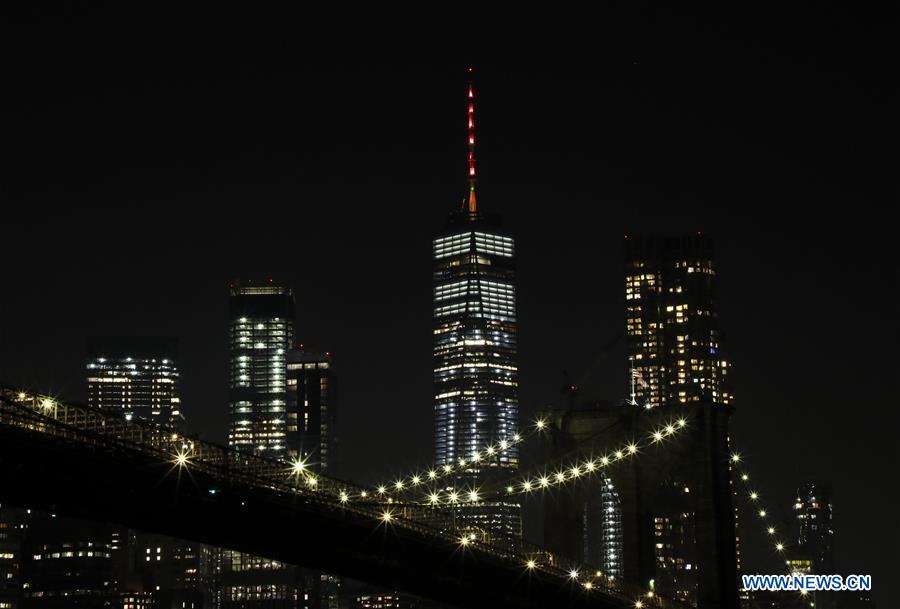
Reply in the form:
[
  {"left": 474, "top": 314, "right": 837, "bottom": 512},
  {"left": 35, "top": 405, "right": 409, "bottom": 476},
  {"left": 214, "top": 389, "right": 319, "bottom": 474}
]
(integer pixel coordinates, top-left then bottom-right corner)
[
  {"left": 624, "top": 234, "right": 732, "bottom": 409},
  {"left": 86, "top": 337, "right": 181, "bottom": 429},
  {"left": 225, "top": 281, "right": 328, "bottom": 609},
  {"left": 228, "top": 283, "right": 295, "bottom": 458},
  {"left": 433, "top": 211, "right": 521, "bottom": 541}
]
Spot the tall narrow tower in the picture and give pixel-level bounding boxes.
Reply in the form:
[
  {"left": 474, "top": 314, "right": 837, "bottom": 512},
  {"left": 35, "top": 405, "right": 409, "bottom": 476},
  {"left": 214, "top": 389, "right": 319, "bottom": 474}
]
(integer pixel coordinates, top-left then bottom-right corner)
[
  {"left": 228, "top": 281, "right": 295, "bottom": 458},
  {"left": 432, "top": 69, "right": 521, "bottom": 541}
]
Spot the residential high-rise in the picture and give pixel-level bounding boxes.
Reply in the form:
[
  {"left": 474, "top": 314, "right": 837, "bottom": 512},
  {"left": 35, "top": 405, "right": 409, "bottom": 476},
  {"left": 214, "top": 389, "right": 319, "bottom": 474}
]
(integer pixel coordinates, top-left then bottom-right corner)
[
  {"left": 624, "top": 234, "right": 732, "bottom": 408},
  {"left": 86, "top": 337, "right": 182, "bottom": 429},
  {"left": 228, "top": 281, "right": 295, "bottom": 458},
  {"left": 790, "top": 482, "right": 837, "bottom": 609},
  {"left": 624, "top": 235, "right": 735, "bottom": 606},
  {"left": 286, "top": 348, "right": 337, "bottom": 474},
  {"left": 794, "top": 482, "right": 835, "bottom": 574},
  {"left": 432, "top": 70, "right": 520, "bottom": 541}
]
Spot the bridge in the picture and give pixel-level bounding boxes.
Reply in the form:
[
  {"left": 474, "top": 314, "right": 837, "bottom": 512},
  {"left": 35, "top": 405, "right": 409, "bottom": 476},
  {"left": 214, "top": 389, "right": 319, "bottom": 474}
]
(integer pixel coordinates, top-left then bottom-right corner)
[{"left": 0, "top": 387, "right": 751, "bottom": 609}]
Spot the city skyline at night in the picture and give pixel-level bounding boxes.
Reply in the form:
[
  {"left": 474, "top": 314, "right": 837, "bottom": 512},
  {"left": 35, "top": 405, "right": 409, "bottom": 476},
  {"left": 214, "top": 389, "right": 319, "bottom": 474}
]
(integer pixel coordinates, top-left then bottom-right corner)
[{"left": 2, "top": 8, "right": 895, "bottom": 609}]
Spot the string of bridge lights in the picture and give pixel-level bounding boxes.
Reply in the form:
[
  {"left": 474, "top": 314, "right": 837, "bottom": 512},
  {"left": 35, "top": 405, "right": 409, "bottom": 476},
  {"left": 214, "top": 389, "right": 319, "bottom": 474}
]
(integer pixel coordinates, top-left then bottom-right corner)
[
  {"left": 371, "top": 417, "right": 546, "bottom": 499},
  {"left": 171, "top": 414, "right": 691, "bottom": 512},
  {"left": 13, "top": 392, "right": 670, "bottom": 608},
  {"left": 729, "top": 451, "right": 815, "bottom": 608},
  {"left": 729, "top": 452, "right": 791, "bottom": 558}
]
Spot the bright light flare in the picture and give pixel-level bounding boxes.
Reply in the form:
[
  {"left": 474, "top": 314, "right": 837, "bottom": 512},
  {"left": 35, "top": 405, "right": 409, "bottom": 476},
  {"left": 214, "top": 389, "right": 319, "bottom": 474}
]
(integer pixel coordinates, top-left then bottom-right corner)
[
  {"left": 291, "top": 458, "right": 307, "bottom": 474},
  {"left": 525, "top": 559, "right": 537, "bottom": 570}
]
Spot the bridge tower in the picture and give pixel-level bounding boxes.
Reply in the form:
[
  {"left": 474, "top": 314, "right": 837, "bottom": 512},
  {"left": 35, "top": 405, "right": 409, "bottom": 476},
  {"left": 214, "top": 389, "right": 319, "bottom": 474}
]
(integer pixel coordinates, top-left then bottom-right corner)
[{"left": 543, "top": 402, "right": 739, "bottom": 609}]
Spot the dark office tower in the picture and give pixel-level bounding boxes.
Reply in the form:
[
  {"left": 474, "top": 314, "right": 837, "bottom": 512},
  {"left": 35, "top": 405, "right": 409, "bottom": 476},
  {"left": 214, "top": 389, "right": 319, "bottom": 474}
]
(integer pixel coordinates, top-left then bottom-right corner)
[
  {"left": 432, "top": 70, "right": 520, "bottom": 541},
  {"left": 86, "top": 337, "right": 182, "bottom": 428},
  {"left": 131, "top": 534, "right": 215, "bottom": 608},
  {"left": 285, "top": 347, "right": 341, "bottom": 607},
  {"left": 0, "top": 504, "right": 27, "bottom": 609},
  {"left": 18, "top": 511, "right": 125, "bottom": 608},
  {"left": 228, "top": 281, "right": 295, "bottom": 458},
  {"left": 286, "top": 348, "right": 337, "bottom": 474},
  {"left": 624, "top": 234, "right": 732, "bottom": 408}
]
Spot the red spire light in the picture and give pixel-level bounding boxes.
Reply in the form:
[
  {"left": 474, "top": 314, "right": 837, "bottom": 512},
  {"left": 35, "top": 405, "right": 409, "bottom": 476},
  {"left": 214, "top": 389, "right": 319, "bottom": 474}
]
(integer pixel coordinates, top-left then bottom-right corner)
[{"left": 466, "top": 68, "right": 477, "bottom": 213}]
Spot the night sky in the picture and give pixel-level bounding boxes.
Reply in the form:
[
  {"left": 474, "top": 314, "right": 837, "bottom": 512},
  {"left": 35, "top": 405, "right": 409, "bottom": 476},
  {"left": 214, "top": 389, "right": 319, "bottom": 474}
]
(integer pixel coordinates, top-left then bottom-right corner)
[{"left": 3, "top": 7, "right": 896, "bottom": 606}]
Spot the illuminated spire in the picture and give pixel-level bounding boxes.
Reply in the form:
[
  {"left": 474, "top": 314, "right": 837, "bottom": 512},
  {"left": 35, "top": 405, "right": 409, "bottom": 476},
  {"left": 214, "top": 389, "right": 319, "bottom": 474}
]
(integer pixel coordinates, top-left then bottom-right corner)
[{"left": 466, "top": 67, "right": 477, "bottom": 213}]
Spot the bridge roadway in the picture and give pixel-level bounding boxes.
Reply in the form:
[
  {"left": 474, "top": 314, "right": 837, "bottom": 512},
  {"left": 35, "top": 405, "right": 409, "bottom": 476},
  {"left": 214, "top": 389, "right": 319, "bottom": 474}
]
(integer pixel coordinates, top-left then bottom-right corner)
[{"left": 0, "top": 389, "right": 680, "bottom": 609}]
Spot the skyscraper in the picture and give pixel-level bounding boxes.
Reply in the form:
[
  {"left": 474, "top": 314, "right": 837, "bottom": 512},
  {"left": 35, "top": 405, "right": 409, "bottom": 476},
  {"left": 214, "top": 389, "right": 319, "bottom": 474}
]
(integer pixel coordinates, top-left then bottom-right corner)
[
  {"left": 228, "top": 281, "right": 295, "bottom": 458},
  {"left": 432, "top": 70, "right": 520, "bottom": 541},
  {"left": 624, "top": 234, "right": 732, "bottom": 408},
  {"left": 224, "top": 282, "right": 331, "bottom": 609},
  {"left": 86, "top": 337, "right": 182, "bottom": 428},
  {"left": 286, "top": 348, "right": 337, "bottom": 474},
  {"left": 624, "top": 235, "right": 735, "bottom": 606},
  {"left": 794, "top": 481, "right": 835, "bottom": 574}
]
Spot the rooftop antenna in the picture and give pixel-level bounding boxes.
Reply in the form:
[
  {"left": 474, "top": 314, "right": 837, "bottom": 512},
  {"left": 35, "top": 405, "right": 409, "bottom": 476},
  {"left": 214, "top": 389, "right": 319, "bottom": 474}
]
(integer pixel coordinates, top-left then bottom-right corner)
[{"left": 466, "top": 67, "right": 477, "bottom": 214}]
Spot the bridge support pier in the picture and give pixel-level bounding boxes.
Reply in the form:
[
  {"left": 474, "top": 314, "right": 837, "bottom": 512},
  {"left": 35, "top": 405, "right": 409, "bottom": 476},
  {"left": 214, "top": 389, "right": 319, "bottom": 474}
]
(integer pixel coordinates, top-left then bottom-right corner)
[{"left": 544, "top": 402, "right": 739, "bottom": 609}]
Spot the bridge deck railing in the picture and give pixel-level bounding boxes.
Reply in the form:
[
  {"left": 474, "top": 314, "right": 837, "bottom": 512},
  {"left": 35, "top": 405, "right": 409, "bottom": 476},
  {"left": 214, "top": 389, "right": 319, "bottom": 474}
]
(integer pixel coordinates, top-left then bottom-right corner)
[{"left": 0, "top": 387, "right": 682, "bottom": 609}]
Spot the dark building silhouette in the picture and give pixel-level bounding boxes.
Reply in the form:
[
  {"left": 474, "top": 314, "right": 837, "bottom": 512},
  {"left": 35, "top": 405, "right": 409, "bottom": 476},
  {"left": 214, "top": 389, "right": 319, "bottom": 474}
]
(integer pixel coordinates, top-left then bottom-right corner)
[
  {"left": 287, "top": 348, "right": 337, "bottom": 474},
  {"left": 794, "top": 482, "right": 835, "bottom": 575},
  {"left": 432, "top": 71, "right": 520, "bottom": 541},
  {"left": 0, "top": 504, "right": 27, "bottom": 609}
]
